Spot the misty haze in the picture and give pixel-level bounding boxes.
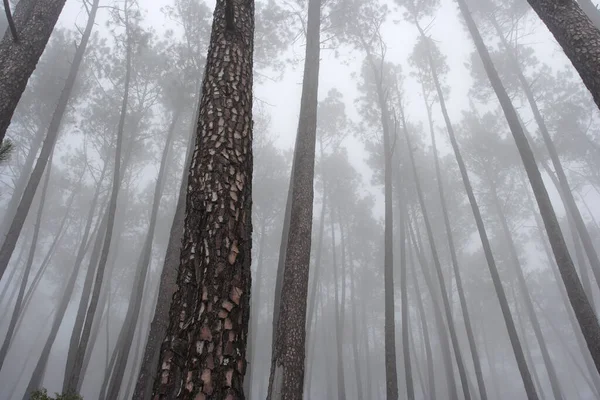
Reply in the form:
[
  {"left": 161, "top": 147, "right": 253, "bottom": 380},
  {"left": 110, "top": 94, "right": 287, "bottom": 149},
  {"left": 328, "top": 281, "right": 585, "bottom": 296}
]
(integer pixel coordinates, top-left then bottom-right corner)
[{"left": 1, "top": 0, "right": 600, "bottom": 399}]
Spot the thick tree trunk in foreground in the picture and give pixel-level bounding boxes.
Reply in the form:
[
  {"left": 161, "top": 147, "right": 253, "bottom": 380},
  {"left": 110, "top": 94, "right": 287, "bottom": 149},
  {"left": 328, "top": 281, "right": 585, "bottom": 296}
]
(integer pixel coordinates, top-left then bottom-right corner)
[
  {"left": 151, "top": 0, "right": 254, "bottom": 396},
  {"left": 458, "top": 0, "right": 600, "bottom": 376},
  {"left": 0, "top": 0, "right": 67, "bottom": 144},
  {"left": 525, "top": 0, "right": 600, "bottom": 109},
  {"left": 267, "top": 0, "right": 320, "bottom": 397},
  {"left": 0, "top": 154, "right": 52, "bottom": 371},
  {"left": 0, "top": 0, "right": 98, "bottom": 281},
  {"left": 404, "top": 123, "right": 471, "bottom": 400}
]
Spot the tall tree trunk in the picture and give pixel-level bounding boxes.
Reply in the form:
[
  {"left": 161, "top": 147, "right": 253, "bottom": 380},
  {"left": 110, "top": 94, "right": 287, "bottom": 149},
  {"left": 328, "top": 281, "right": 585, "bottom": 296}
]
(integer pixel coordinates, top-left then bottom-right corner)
[
  {"left": 0, "top": 0, "right": 67, "bottom": 144},
  {"left": 0, "top": 0, "right": 99, "bottom": 280},
  {"left": 0, "top": 151, "right": 53, "bottom": 370},
  {"left": 104, "top": 110, "right": 181, "bottom": 399},
  {"left": 267, "top": 0, "right": 320, "bottom": 396},
  {"left": 409, "top": 219, "right": 458, "bottom": 400},
  {"left": 329, "top": 202, "right": 346, "bottom": 399},
  {"left": 398, "top": 199, "right": 414, "bottom": 400},
  {"left": 348, "top": 255, "right": 364, "bottom": 400},
  {"left": 403, "top": 120, "right": 471, "bottom": 400},
  {"left": 525, "top": 0, "right": 600, "bottom": 109},
  {"left": 490, "top": 13, "right": 600, "bottom": 298},
  {"left": 133, "top": 93, "right": 199, "bottom": 400},
  {"left": 151, "top": 0, "right": 254, "bottom": 396},
  {"left": 408, "top": 235, "right": 435, "bottom": 400},
  {"left": 421, "top": 67, "right": 488, "bottom": 400},
  {"left": 488, "top": 175, "right": 565, "bottom": 400},
  {"left": 457, "top": 0, "right": 600, "bottom": 375},
  {"left": 63, "top": 7, "right": 131, "bottom": 391}
]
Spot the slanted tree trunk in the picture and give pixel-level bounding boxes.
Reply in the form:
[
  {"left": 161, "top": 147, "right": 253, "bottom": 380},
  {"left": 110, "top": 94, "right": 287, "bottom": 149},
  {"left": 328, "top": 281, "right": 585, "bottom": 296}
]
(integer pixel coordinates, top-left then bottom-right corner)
[
  {"left": 63, "top": 7, "right": 131, "bottom": 391},
  {"left": 133, "top": 111, "right": 197, "bottom": 400},
  {"left": 409, "top": 219, "right": 458, "bottom": 400},
  {"left": 267, "top": 0, "right": 320, "bottom": 397},
  {"left": 488, "top": 175, "right": 565, "bottom": 400},
  {"left": 525, "top": 0, "right": 600, "bottom": 109},
  {"left": 151, "top": 0, "right": 254, "bottom": 396},
  {"left": 403, "top": 119, "right": 471, "bottom": 400},
  {"left": 0, "top": 151, "right": 53, "bottom": 370},
  {"left": 104, "top": 110, "right": 181, "bottom": 400},
  {"left": 490, "top": 13, "right": 600, "bottom": 299},
  {"left": 0, "top": 0, "right": 99, "bottom": 280},
  {"left": 0, "top": 0, "right": 67, "bottom": 144},
  {"left": 457, "top": 0, "right": 600, "bottom": 375}
]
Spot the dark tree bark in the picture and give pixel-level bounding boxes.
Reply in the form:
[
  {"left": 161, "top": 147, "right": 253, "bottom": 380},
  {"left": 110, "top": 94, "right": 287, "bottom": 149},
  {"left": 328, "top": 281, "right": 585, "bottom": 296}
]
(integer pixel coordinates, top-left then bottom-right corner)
[
  {"left": 403, "top": 119, "right": 472, "bottom": 400},
  {"left": 151, "top": 0, "right": 254, "bottom": 396},
  {"left": 63, "top": 5, "right": 131, "bottom": 391},
  {"left": 133, "top": 117, "right": 197, "bottom": 400},
  {"left": 525, "top": 0, "right": 600, "bottom": 109},
  {"left": 0, "top": 152, "right": 53, "bottom": 371},
  {"left": 104, "top": 110, "right": 181, "bottom": 400},
  {"left": 267, "top": 0, "right": 320, "bottom": 397},
  {"left": 0, "top": 0, "right": 98, "bottom": 281},
  {"left": 0, "top": 0, "right": 67, "bottom": 144},
  {"left": 458, "top": 0, "right": 600, "bottom": 375}
]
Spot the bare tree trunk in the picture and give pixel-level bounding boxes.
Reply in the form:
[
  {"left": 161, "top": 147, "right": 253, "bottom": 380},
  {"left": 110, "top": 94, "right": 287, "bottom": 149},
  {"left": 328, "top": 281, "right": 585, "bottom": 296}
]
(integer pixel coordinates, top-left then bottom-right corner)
[
  {"left": 267, "top": 0, "right": 320, "bottom": 396},
  {"left": 0, "top": 0, "right": 67, "bottom": 144},
  {"left": 0, "top": 150, "right": 53, "bottom": 370},
  {"left": 404, "top": 120, "right": 471, "bottom": 400},
  {"left": 458, "top": 0, "right": 600, "bottom": 375},
  {"left": 409, "top": 219, "right": 458, "bottom": 400},
  {"left": 64, "top": 7, "right": 131, "bottom": 391},
  {"left": 408, "top": 239, "right": 435, "bottom": 400},
  {"left": 151, "top": 0, "right": 254, "bottom": 396}
]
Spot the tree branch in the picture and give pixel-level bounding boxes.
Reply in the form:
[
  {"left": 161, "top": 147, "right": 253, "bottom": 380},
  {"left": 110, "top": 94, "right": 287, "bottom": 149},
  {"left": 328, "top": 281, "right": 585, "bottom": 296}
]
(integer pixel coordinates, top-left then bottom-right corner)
[{"left": 3, "top": 0, "right": 18, "bottom": 42}]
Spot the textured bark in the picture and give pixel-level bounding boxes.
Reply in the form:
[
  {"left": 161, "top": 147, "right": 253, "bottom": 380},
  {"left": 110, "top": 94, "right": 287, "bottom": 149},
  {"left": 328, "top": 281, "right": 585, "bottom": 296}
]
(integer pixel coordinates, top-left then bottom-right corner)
[
  {"left": 526, "top": 0, "right": 600, "bottom": 110},
  {"left": 0, "top": 0, "right": 98, "bottom": 281},
  {"left": 0, "top": 152, "right": 52, "bottom": 371},
  {"left": 266, "top": 0, "right": 320, "bottom": 397},
  {"left": 578, "top": 0, "right": 600, "bottom": 29},
  {"left": 151, "top": 0, "right": 254, "bottom": 397},
  {"left": 409, "top": 220, "right": 458, "bottom": 400},
  {"left": 0, "top": 0, "right": 67, "bottom": 144},
  {"left": 489, "top": 176, "right": 564, "bottom": 400},
  {"left": 105, "top": 111, "right": 181, "bottom": 400},
  {"left": 491, "top": 13, "right": 600, "bottom": 300},
  {"left": 404, "top": 123, "right": 471, "bottom": 400},
  {"left": 63, "top": 9, "right": 131, "bottom": 391},
  {"left": 133, "top": 117, "right": 197, "bottom": 400},
  {"left": 458, "top": 0, "right": 600, "bottom": 376}
]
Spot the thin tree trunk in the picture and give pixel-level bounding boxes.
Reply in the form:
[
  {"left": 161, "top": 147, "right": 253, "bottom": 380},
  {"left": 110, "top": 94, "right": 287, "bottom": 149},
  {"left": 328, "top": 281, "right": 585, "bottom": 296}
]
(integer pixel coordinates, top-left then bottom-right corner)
[
  {"left": 104, "top": 110, "right": 181, "bottom": 400},
  {"left": 525, "top": 0, "right": 600, "bottom": 109},
  {"left": 403, "top": 120, "right": 471, "bottom": 400},
  {"left": 267, "top": 0, "right": 321, "bottom": 396},
  {"left": 422, "top": 70, "right": 487, "bottom": 400},
  {"left": 409, "top": 219, "right": 458, "bottom": 400},
  {"left": 0, "top": 151, "right": 53, "bottom": 370},
  {"left": 63, "top": 8, "right": 131, "bottom": 391},
  {"left": 151, "top": 0, "right": 254, "bottom": 395},
  {"left": 458, "top": 0, "right": 600, "bottom": 375},
  {"left": 0, "top": 0, "right": 67, "bottom": 144},
  {"left": 489, "top": 176, "right": 564, "bottom": 400},
  {"left": 491, "top": 13, "right": 600, "bottom": 299},
  {"left": 0, "top": 0, "right": 98, "bottom": 280},
  {"left": 348, "top": 256, "right": 364, "bottom": 400}
]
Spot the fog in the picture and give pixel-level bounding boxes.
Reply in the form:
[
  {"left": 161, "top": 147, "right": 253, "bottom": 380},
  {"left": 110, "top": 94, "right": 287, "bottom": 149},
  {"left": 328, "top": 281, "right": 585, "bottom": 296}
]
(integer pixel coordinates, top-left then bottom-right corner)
[{"left": 1, "top": 0, "right": 600, "bottom": 399}]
